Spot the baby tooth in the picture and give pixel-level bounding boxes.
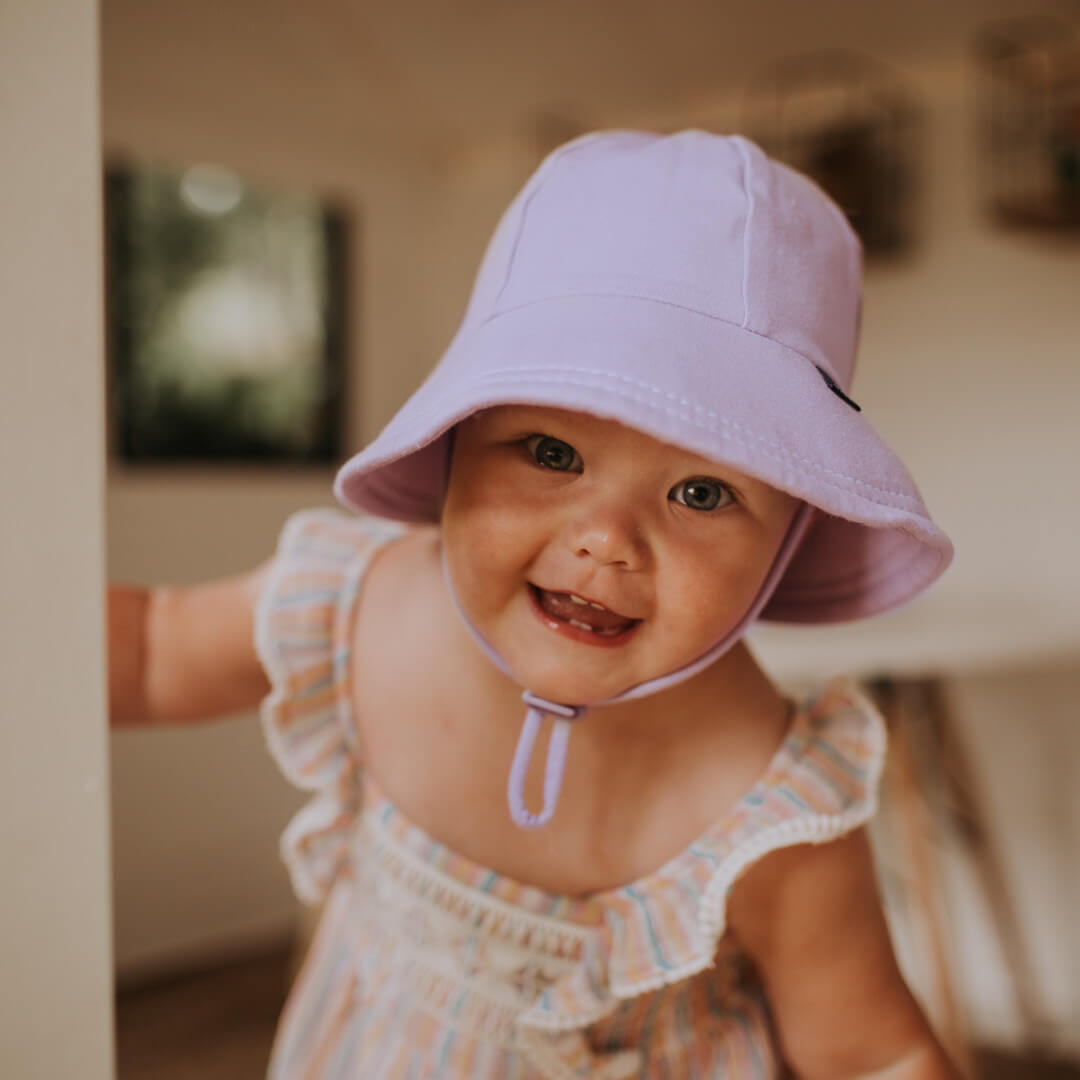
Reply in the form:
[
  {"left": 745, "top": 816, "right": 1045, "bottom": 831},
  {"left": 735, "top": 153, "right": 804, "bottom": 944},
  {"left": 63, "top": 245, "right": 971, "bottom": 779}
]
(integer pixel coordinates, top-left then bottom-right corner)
[
  {"left": 568, "top": 594, "right": 588, "bottom": 605},
  {"left": 568, "top": 619, "right": 593, "bottom": 631},
  {"left": 588, "top": 601, "right": 605, "bottom": 610}
]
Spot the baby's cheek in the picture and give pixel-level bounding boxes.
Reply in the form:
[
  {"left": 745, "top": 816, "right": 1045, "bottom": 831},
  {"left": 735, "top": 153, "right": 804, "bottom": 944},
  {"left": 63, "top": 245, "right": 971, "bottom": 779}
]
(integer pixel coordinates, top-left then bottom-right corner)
[
  {"left": 659, "top": 585, "right": 719, "bottom": 637},
  {"left": 449, "top": 515, "right": 533, "bottom": 593},
  {"left": 666, "top": 572, "right": 755, "bottom": 634}
]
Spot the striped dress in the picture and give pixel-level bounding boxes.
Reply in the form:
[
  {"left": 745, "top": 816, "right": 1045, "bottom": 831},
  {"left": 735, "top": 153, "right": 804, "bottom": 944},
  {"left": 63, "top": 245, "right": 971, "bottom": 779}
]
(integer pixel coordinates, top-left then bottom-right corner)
[{"left": 254, "top": 509, "right": 887, "bottom": 1079}]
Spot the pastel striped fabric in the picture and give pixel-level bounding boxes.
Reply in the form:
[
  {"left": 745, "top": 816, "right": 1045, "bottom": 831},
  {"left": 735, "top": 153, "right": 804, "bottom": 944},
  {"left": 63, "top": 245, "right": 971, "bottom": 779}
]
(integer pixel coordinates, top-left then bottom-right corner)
[{"left": 255, "top": 509, "right": 886, "bottom": 1079}]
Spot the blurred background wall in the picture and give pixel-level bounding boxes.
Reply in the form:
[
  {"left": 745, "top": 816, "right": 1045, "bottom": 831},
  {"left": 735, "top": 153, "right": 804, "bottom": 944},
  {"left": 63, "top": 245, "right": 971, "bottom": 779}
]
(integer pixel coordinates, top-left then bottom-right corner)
[{"left": 100, "top": 0, "right": 1080, "bottom": 1058}]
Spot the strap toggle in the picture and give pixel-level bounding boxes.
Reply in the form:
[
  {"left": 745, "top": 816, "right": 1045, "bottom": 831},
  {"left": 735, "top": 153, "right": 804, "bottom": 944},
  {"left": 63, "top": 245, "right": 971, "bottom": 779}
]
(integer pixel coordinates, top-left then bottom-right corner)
[{"left": 508, "top": 694, "right": 586, "bottom": 829}]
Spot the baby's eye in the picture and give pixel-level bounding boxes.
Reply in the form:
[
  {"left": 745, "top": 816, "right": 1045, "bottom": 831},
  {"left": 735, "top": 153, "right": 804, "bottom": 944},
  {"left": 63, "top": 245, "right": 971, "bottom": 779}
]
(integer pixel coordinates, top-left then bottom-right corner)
[
  {"left": 524, "top": 435, "right": 583, "bottom": 472},
  {"left": 669, "top": 477, "right": 734, "bottom": 512}
]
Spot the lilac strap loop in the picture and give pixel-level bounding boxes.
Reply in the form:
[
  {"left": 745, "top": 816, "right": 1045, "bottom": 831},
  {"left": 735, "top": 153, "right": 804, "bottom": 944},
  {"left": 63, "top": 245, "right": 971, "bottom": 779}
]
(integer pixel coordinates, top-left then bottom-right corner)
[{"left": 508, "top": 695, "right": 586, "bottom": 829}]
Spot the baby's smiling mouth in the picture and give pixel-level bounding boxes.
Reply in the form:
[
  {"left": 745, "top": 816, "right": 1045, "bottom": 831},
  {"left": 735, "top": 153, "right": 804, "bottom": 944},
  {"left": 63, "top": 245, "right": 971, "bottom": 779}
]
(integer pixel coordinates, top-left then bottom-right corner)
[{"left": 529, "top": 585, "right": 640, "bottom": 637}]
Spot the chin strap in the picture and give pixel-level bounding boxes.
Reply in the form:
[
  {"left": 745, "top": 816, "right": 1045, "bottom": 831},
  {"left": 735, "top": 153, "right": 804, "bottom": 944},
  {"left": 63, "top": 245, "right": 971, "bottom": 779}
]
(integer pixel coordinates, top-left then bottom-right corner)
[{"left": 508, "top": 692, "right": 586, "bottom": 828}]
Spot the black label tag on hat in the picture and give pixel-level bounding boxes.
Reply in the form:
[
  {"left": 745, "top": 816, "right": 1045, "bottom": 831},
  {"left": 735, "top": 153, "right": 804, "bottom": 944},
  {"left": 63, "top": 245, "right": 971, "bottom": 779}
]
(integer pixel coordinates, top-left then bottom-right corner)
[{"left": 815, "top": 365, "right": 861, "bottom": 412}]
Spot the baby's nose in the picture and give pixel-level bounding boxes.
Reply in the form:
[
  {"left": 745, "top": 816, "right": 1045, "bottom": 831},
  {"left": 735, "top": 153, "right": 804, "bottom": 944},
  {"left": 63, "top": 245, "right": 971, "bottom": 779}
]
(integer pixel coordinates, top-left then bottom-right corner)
[{"left": 565, "top": 506, "right": 648, "bottom": 570}]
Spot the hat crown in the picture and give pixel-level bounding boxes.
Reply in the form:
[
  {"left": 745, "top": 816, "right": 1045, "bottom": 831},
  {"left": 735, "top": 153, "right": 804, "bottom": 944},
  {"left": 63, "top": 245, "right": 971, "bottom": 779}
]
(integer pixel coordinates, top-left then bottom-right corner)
[{"left": 461, "top": 130, "right": 862, "bottom": 389}]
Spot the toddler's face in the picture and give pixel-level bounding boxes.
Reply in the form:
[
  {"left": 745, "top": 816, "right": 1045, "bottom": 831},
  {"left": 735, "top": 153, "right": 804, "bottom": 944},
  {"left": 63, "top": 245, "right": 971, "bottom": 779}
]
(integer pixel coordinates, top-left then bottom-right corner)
[{"left": 442, "top": 406, "right": 798, "bottom": 704}]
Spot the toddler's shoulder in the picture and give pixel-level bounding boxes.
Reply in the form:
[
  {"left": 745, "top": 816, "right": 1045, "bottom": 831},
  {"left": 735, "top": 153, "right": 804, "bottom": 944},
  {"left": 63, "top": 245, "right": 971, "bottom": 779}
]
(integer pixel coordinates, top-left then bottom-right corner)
[
  {"left": 346, "top": 519, "right": 455, "bottom": 709},
  {"left": 346, "top": 519, "right": 443, "bottom": 657}
]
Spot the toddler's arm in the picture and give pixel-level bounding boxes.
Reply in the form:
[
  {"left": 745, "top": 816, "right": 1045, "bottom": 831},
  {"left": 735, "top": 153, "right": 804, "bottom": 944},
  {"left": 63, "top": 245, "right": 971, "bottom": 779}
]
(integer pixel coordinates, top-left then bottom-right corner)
[
  {"left": 727, "top": 829, "right": 960, "bottom": 1080},
  {"left": 108, "top": 564, "right": 271, "bottom": 727}
]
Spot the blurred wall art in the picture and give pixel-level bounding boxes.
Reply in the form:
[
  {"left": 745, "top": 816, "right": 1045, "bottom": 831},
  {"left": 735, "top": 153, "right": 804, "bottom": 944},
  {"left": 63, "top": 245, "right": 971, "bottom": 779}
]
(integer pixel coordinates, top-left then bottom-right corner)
[
  {"left": 105, "top": 161, "right": 348, "bottom": 463},
  {"left": 973, "top": 15, "right": 1080, "bottom": 231}
]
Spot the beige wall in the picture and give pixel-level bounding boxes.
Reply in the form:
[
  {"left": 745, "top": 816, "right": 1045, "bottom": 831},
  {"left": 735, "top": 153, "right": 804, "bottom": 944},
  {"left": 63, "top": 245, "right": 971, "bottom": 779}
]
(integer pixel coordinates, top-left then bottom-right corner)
[
  {"left": 101, "top": 5, "right": 1079, "bottom": 1051},
  {"left": 0, "top": 1, "right": 113, "bottom": 1076}
]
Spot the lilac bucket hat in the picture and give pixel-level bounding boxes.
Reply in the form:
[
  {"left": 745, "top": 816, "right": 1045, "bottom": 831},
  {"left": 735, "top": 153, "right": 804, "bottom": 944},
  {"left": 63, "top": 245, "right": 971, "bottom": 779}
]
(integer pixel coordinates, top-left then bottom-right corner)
[{"left": 335, "top": 130, "right": 953, "bottom": 826}]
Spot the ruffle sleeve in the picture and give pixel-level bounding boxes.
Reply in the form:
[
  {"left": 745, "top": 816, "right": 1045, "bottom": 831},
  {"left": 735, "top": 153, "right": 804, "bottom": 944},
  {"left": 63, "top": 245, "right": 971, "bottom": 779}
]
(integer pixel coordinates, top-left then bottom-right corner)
[{"left": 254, "top": 508, "right": 404, "bottom": 903}]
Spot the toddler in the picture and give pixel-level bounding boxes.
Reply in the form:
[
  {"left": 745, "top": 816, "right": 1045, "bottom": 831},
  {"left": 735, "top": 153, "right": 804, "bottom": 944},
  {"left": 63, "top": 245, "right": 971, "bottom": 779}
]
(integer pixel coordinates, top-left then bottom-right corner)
[{"left": 111, "top": 131, "right": 958, "bottom": 1079}]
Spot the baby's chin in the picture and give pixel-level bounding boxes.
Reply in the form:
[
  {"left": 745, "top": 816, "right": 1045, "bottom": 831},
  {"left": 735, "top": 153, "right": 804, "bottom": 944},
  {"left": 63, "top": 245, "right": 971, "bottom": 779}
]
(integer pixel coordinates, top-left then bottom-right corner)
[{"left": 506, "top": 661, "right": 641, "bottom": 709}]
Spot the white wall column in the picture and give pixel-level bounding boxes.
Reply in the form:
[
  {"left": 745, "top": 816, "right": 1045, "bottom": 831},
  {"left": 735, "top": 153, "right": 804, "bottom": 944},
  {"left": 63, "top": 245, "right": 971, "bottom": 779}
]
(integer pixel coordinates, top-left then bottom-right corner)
[{"left": 0, "top": 2, "right": 113, "bottom": 1076}]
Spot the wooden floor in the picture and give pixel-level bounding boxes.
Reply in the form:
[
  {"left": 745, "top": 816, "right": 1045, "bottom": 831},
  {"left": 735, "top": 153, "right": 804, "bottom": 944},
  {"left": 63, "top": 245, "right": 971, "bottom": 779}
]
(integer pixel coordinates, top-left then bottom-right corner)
[
  {"left": 116, "top": 948, "right": 290, "bottom": 1080},
  {"left": 116, "top": 949, "right": 1079, "bottom": 1079}
]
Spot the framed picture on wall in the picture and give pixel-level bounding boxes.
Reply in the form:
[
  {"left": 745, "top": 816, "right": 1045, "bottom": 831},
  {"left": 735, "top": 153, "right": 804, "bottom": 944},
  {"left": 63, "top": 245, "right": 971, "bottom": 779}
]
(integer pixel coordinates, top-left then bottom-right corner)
[
  {"left": 973, "top": 16, "right": 1080, "bottom": 230},
  {"left": 105, "top": 161, "right": 348, "bottom": 464},
  {"left": 743, "top": 50, "right": 922, "bottom": 258}
]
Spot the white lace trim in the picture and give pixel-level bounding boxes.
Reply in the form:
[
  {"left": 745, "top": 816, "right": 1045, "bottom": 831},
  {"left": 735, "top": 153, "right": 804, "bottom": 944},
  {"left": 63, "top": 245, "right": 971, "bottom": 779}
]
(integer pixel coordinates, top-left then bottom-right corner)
[
  {"left": 363, "top": 808, "right": 594, "bottom": 958},
  {"left": 346, "top": 809, "right": 591, "bottom": 1048}
]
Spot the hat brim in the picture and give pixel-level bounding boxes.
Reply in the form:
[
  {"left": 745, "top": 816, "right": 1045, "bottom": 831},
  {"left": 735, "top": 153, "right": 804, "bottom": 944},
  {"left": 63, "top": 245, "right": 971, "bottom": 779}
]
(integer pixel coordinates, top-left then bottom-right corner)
[{"left": 335, "top": 295, "right": 952, "bottom": 623}]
